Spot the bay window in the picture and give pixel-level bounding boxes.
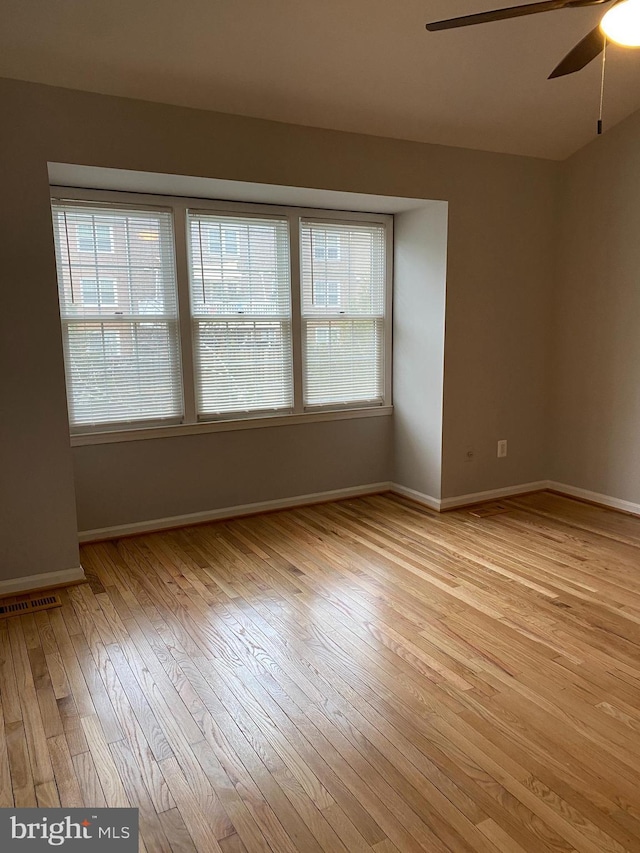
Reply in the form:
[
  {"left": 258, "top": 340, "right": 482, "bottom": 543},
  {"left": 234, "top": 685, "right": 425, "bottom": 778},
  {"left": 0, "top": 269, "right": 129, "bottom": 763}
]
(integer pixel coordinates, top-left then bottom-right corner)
[{"left": 51, "top": 190, "right": 392, "bottom": 440}]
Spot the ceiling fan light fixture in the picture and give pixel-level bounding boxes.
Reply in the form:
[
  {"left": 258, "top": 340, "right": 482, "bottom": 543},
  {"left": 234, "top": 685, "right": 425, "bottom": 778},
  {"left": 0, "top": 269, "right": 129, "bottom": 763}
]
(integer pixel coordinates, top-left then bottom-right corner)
[{"left": 600, "top": 0, "right": 640, "bottom": 47}]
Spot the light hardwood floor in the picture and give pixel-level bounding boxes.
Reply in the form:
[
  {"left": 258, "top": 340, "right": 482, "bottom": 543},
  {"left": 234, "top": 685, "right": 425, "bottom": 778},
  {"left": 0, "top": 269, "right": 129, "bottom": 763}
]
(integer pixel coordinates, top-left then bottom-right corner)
[{"left": 2, "top": 490, "right": 640, "bottom": 852}]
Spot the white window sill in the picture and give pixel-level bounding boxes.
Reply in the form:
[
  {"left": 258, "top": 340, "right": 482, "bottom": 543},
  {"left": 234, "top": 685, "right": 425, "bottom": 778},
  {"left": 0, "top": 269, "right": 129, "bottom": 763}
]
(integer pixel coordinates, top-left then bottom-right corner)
[{"left": 70, "top": 405, "right": 393, "bottom": 446}]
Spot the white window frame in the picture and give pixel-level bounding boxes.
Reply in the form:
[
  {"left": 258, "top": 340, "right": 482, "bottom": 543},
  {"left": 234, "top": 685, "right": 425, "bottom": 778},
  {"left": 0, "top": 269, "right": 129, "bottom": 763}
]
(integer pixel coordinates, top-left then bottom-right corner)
[{"left": 51, "top": 186, "right": 393, "bottom": 446}]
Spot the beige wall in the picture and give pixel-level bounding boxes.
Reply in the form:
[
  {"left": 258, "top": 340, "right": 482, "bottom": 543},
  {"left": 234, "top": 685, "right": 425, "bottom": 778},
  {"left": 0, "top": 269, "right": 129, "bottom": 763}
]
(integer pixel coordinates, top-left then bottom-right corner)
[
  {"left": 0, "top": 135, "right": 80, "bottom": 580},
  {"left": 0, "top": 76, "right": 557, "bottom": 573},
  {"left": 74, "top": 418, "right": 392, "bottom": 533},
  {"left": 552, "top": 108, "right": 640, "bottom": 503},
  {"left": 393, "top": 204, "right": 448, "bottom": 500}
]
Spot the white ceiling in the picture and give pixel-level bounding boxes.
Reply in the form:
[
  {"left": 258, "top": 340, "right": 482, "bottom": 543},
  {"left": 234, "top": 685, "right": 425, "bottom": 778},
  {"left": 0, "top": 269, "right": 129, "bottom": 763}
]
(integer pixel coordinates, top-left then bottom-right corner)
[{"left": 2, "top": 0, "right": 640, "bottom": 160}]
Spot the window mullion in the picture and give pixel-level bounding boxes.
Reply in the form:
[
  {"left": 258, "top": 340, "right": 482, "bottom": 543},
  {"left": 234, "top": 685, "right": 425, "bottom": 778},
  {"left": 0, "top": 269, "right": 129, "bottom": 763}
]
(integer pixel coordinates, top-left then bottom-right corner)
[
  {"left": 173, "top": 204, "right": 197, "bottom": 424},
  {"left": 288, "top": 213, "right": 304, "bottom": 414}
]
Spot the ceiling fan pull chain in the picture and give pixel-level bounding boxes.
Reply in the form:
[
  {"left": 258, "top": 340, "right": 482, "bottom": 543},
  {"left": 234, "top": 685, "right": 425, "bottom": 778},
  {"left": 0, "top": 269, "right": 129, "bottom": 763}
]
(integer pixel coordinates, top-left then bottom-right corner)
[{"left": 597, "top": 37, "right": 607, "bottom": 135}]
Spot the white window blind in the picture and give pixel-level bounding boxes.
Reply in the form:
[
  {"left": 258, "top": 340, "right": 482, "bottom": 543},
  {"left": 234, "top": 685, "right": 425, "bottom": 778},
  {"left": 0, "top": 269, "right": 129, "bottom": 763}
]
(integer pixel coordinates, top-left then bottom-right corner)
[
  {"left": 188, "top": 211, "right": 293, "bottom": 417},
  {"left": 52, "top": 203, "right": 183, "bottom": 429},
  {"left": 301, "top": 220, "right": 386, "bottom": 407}
]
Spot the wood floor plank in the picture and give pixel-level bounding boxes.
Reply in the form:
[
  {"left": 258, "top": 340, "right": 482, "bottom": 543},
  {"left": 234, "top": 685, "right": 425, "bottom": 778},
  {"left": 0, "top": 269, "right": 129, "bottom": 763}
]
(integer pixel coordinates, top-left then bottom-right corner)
[
  {"left": 72, "top": 750, "right": 107, "bottom": 808},
  {"left": 0, "top": 621, "right": 22, "bottom": 725},
  {"left": 5, "top": 719, "right": 31, "bottom": 806},
  {"left": 159, "top": 755, "right": 225, "bottom": 853},
  {"left": 80, "top": 714, "right": 130, "bottom": 807},
  {"left": 193, "top": 738, "right": 286, "bottom": 853},
  {"left": 36, "top": 685, "right": 64, "bottom": 739},
  {"left": 110, "top": 737, "right": 173, "bottom": 853},
  {"left": 158, "top": 807, "right": 198, "bottom": 853},
  {"left": 48, "top": 607, "right": 96, "bottom": 717},
  {"left": 5, "top": 492, "right": 640, "bottom": 851},
  {"left": 35, "top": 780, "right": 60, "bottom": 808},
  {"left": 8, "top": 616, "right": 56, "bottom": 789},
  {"left": 219, "top": 834, "right": 250, "bottom": 853},
  {"left": 47, "top": 733, "right": 84, "bottom": 807},
  {"left": 0, "top": 696, "right": 13, "bottom": 807},
  {"left": 477, "top": 818, "right": 532, "bottom": 853}
]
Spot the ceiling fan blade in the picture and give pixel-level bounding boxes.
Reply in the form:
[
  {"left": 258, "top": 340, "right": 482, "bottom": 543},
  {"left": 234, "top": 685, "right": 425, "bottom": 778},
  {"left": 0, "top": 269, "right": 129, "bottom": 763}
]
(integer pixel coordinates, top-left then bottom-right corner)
[
  {"left": 426, "top": 0, "right": 610, "bottom": 31},
  {"left": 427, "top": 0, "right": 577, "bottom": 31},
  {"left": 548, "top": 25, "right": 605, "bottom": 77}
]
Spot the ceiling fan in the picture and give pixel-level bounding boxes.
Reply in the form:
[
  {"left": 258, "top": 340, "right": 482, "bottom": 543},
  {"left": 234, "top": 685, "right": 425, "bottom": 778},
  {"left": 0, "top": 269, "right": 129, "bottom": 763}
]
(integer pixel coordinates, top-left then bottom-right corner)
[{"left": 426, "top": 0, "right": 640, "bottom": 78}]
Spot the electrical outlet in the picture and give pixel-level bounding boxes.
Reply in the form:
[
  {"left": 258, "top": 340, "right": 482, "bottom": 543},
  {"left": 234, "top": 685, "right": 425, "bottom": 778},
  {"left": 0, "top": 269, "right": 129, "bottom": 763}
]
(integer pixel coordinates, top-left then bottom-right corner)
[{"left": 497, "top": 439, "right": 507, "bottom": 458}]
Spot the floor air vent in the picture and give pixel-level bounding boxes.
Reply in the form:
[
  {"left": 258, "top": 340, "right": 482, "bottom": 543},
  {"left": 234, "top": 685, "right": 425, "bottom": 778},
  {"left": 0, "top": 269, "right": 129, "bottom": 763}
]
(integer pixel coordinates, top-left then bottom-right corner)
[{"left": 0, "top": 594, "right": 62, "bottom": 618}]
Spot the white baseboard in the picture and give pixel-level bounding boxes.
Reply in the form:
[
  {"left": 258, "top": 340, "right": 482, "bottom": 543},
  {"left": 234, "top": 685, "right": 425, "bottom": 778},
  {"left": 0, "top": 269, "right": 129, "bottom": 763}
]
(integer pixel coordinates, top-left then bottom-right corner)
[
  {"left": 78, "top": 482, "right": 393, "bottom": 542},
  {"left": 372, "top": 481, "right": 551, "bottom": 512},
  {"left": 438, "top": 479, "right": 640, "bottom": 517},
  {"left": 77, "top": 477, "right": 640, "bottom": 545},
  {"left": 388, "top": 483, "right": 441, "bottom": 511},
  {"left": 548, "top": 481, "right": 640, "bottom": 518},
  {"left": 0, "top": 566, "right": 86, "bottom": 597},
  {"left": 439, "top": 480, "right": 550, "bottom": 510}
]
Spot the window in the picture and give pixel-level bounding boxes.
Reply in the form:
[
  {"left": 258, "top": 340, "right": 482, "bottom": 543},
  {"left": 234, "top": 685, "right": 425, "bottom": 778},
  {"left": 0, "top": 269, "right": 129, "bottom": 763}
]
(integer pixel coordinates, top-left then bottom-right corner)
[
  {"left": 188, "top": 212, "right": 292, "bottom": 417},
  {"left": 51, "top": 191, "right": 391, "bottom": 438},
  {"left": 301, "top": 220, "right": 386, "bottom": 407},
  {"left": 77, "top": 222, "right": 113, "bottom": 253},
  {"left": 52, "top": 204, "right": 183, "bottom": 430}
]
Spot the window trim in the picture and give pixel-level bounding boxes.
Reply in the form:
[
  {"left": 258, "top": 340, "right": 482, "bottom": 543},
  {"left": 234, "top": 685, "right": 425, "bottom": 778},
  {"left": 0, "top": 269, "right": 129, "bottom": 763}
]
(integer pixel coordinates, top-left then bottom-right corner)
[{"left": 51, "top": 186, "right": 393, "bottom": 444}]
